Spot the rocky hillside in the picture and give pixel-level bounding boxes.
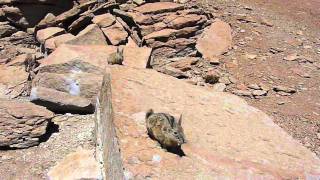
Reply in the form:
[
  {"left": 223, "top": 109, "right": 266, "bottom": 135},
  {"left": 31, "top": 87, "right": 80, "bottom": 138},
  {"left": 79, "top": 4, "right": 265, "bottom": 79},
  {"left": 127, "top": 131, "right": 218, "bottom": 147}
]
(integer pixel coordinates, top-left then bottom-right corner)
[{"left": 0, "top": 0, "right": 320, "bottom": 179}]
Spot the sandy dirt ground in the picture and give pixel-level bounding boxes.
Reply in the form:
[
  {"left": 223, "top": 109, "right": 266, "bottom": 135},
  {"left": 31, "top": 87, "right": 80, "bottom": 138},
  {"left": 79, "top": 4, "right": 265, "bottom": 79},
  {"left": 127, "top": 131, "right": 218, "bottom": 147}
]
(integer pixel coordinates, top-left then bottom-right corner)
[{"left": 198, "top": 0, "right": 320, "bottom": 156}]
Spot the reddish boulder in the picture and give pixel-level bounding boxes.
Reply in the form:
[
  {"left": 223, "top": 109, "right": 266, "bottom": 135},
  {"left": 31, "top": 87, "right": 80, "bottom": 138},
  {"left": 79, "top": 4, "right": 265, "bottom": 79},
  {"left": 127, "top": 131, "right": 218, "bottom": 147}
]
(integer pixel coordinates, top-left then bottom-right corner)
[
  {"left": 44, "top": 33, "right": 75, "bottom": 51},
  {"left": 30, "top": 86, "right": 94, "bottom": 114},
  {"left": 140, "top": 22, "right": 167, "bottom": 36},
  {"left": 92, "top": 13, "right": 116, "bottom": 28},
  {"left": 131, "top": 2, "right": 210, "bottom": 58},
  {"left": 5, "top": 53, "right": 32, "bottom": 66},
  {"left": 32, "top": 72, "right": 103, "bottom": 102},
  {"left": 96, "top": 66, "right": 320, "bottom": 179},
  {"left": 134, "top": 2, "right": 184, "bottom": 14},
  {"left": 66, "top": 24, "right": 107, "bottom": 46},
  {"left": 167, "top": 57, "right": 199, "bottom": 72},
  {"left": 123, "top": 46, "right": 152, "bottom": 68},
  {"left": 143, "top": 29, "right": 178, "bottom": 40},
  {"left": 196, "top": 19, "right": 232, "bottom": 60},
  {"left": 36, "top": 27, "right": 66, "bottom": 44},
  {"left": 127, "top": 12, "right": 153, "bottom": 25},
  {"left": 165, "top": 14, "right": 206, "bottom": 29},
  {"left": 102, "top": 21, "right": 128, "bottom": 45},
  {"left": 0, "top": 99, "right": 54, "bottom": 148},
  {"left": 38, "top": 44, "right": 117, "bottom": 74},
  {"left": 0, "top": 64, "right": 28, "bottom": 98}
]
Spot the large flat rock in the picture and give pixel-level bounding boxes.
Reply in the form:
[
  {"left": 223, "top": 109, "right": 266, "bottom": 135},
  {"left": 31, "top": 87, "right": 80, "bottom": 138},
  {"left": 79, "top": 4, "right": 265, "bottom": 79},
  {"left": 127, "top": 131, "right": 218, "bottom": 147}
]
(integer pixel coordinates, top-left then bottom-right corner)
[
  {"left": 34, "top": 44, "right": 115, "bottom": 114},
  {"left": 0, "top": 64, "right": 29, "bottom": 98},
  {"left": 65, "top": 24, "right": 107, "bottom": 46},
  {"left": 44, "top": 33, "right": 75, "bottom": 51},
  {"left": 101, "top": 21, "right": 128, "bottom": 46},
  {"left": 36, "top": 27, "right": 66, "bottom": 44},
  {"left": 30, "top": 86, "right": 94, "bottom": 114},
  {"left": 0, "top": 99, "right": 54, "bottom": 148},
  {"left": 133, "top": 2, "right": 184, "bottom": 14},
  {"left": 103, "top": 66, "right": 320, "bottom": 179},
  {"left": 33, "top": 72, "right": 102, "bottom": 102},
  {"left": 123, "top": 46, "right": 152, "bottom": 68},
  {"left": 196, "top": 19, "right": 232, "bottom": 59},
  {"left": 38, "top": 44, "right": 117, "bottom": 74}
]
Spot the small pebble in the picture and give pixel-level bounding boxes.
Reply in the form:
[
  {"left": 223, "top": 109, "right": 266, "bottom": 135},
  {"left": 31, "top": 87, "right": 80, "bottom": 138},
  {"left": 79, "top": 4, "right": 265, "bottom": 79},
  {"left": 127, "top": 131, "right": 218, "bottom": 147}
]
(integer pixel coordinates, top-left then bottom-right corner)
[
  {"left": 233, "top": 90, "right": 252, "bottom": 97},
  {"left": 246, "top": 53, "right": 257, "bottom": 60},
  {"left": 213, "top": 83, "right": 226, "bottom": 92},
  {"left": 284, "top": 53, "right": 299, "bottom": 61},
  {"left": 277, "top": 101, "right": 285, "bottom": 105},
  {"left": 248, "top": 84, "right": 261, "bottom": 90},
  {"left": 252, "top": 90, "right": 267, "bottom": 96}
]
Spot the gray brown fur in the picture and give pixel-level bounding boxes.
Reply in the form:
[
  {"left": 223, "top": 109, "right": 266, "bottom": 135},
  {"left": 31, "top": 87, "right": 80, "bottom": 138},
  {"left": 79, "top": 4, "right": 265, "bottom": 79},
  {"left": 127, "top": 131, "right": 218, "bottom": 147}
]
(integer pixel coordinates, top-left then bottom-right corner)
[
  {"left": 108, "top": 46, "right": 124, "bottom": 65},
  {"left": 145, "top": 109, "right": 186, "bottom": 148}
]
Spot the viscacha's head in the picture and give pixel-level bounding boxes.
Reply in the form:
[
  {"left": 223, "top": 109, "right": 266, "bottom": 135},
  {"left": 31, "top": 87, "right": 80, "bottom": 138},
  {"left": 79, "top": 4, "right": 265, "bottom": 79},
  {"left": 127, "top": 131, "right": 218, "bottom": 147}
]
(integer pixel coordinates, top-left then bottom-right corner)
[
  {"left": 117, "top": 46, "right": 124, "bottom": 56},
  {"left": 163, "top": 114, "right": 186, "bottom": 147}
]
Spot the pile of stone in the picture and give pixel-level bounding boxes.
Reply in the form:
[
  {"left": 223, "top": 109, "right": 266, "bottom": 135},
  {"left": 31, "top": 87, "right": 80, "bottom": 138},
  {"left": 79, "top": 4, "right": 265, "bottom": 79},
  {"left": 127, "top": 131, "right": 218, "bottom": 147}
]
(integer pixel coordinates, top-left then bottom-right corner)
[
  {"left": 33, "top": 1, "right": 214, "bottom": 57},
  {"left": 232, "top": 83, "right": 297, "bottom": 98},
  {"left": 0, "top": 0, "right": 74, "bottom": 33},
  {"left": 0, "top": 0, "right": 233, "bottom": 150},
  {"left": 26, "top": 1, "right": 234, "bottom": 112},
  {"left": 151, "top": 56, "right": 237, "bottom": 91},
  {"left": 128, "top": 2, "right": 212, "bottom": 57},
  {"left": 0, "top": 0, "right": 234, "bottom": 115}
]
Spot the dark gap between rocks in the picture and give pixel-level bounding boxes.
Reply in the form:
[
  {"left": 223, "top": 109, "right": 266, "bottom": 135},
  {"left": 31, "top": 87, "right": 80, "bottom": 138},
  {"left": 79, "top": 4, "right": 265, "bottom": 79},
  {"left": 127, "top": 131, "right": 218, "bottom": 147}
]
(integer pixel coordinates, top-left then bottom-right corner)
[
  {"left": 31, "top": 100, "right": 95, "bottom": 115},
  {"left": 166, "top": 146, "right": 186, "bottom": 157},
  {"left": 0, "top": 122, "right": 59, "bottom": 151},
  {"left": 38, "top": 121, "right": 59, "bottom": 143},
  {"left": 0, "top": 146, "right": 18, "bottom": 151},
  {"left": 147, "top": 132, "right": 186, "bottom": 157}
]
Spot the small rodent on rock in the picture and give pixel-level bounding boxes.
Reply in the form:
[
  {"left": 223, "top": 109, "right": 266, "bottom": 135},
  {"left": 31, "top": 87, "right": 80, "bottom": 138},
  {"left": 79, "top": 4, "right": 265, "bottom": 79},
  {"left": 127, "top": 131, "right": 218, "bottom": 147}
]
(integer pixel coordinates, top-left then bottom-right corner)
[
  {"left": 145, "top": 109, "right": 186, "bottom": 151},
  {"left": 107, "top": 46, "right": 124, "bottom": 65}
]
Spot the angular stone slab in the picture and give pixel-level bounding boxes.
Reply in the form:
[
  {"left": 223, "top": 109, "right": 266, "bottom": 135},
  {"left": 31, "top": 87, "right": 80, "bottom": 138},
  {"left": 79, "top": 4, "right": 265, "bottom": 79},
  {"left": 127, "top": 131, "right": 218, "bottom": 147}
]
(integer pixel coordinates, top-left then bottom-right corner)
[
  {"left": 123, "top": 46, "right": 152, "bottom": 68},
  {"left": 36, "top": 27, "right": 66, "bottom": 44},
  {"left": 0, "top": 99, "right": 54, "bottom": 148},
  {"left": 196, "top": 19, "right": 232, "bottom": 59},
  {"left": 133, "top": 2, "right": 184, "bottom": 14},
  {"left": 65, "top": 24, "right": 107, "bottom": 46},
  {"left": 92, "top": 13, "right": 116, "bottom": 28},
  {"left": 38, "top": 44, "right": 117, "bottom": 74},
  {"left": 44, "top": 33, "right": 75, "bottom": 51},
  {"left": 0, "top": 64, "right": 29, "bottom": 98},
  {"left": 99, "top": 66, "right": 320, "bottom": 179},
  {"left": 30, "top": 86, "right": 94, "bottom": 114},
  {"left": 101, "top": 21, "right": 128, "bottom": 46},
  {"left": 32, "top": 72, "right": 103, "bottom": 102}
]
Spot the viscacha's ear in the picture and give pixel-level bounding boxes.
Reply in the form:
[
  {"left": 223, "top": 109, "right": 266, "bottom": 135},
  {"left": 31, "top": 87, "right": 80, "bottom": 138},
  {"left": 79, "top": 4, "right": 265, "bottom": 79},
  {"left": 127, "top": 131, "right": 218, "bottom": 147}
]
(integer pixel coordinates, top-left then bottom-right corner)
[
  {"left": 120, "top": 47, "right": 124, "bottom": 55},
  {"left": 178, "top": 114, "right": 182, "bottom": 126}
]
